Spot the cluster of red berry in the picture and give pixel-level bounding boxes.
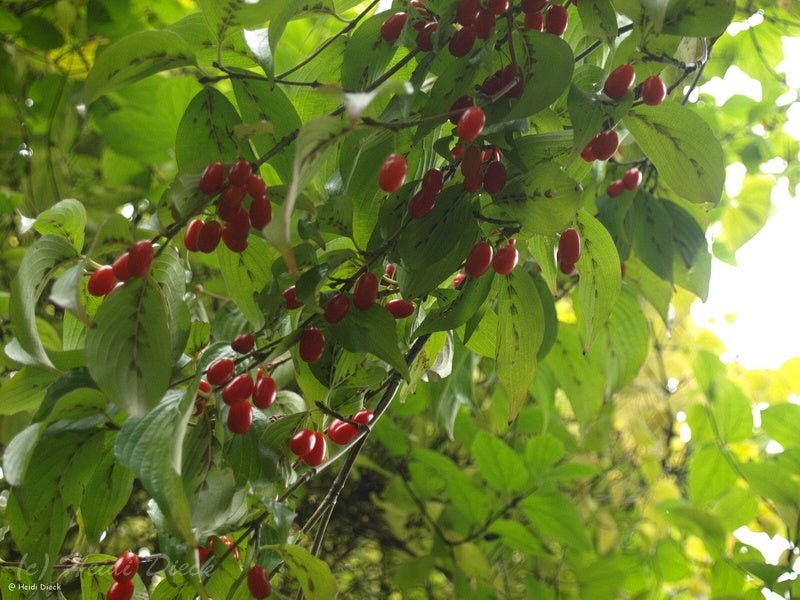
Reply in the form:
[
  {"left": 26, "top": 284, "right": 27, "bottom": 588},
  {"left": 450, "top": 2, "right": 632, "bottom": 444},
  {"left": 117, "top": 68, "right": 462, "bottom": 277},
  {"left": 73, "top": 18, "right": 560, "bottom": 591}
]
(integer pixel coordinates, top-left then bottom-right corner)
[
  {"left": 199, "top": 334, "right": 277, "bottom": 434},
  {"left": 106, "top": 551, "right": 139, "bottom": 600},
  {"left": 556, "top": 227, "right": 581, "bottom": 275},
  {"left": 582, "top": 64, "right": 667, "bottom": 163},
  {"left": 463, "top": 239, "right": 520, "bottom": 279},
  {"left": 87, "top": 240, "right": 154, "bottom": 297},
  {"left": 521, "top": 0, "right": 568, "bottom": 35},
  {"left": 607, "top": 166, "right": 642, "bottom": 197},
  {"left": 289, "top": 409, "right": 374, "bottom": 467},
  {"left": 458, "top": 144, "right": 506, "bottom": 194},
  {"left": 183, "top": 160, "right": 272, "bottom": 254}
]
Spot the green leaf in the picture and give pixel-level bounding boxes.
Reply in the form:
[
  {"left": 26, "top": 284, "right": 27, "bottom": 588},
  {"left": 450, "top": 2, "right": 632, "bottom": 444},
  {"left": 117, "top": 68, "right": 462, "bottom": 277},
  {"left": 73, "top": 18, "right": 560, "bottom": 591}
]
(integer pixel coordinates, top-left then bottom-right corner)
[
  {"left": 342, "top": 12, "right": 398, "bottom": 90},
  {"left": 632, "top": 193, "right": 674, "bottom": 283},
  {"left": 624, "top": 104, "right": 724, "bottom": 204},
  {"left": 150, "top": 248, "right": 190, "bottom": 362},
  {"left": 2, "top": 424, "right": 44, "bottom": 486},
  {"left": 506, "top": 31, "right": 574, "bottom": 120},
  {"left": 10, "top": 235, "right": 79, "bottom": 368},
  {"left": 520, "top": 491, "right": 592, "bottom": 551},
  {"left": 85, "top": 276, "right": 173, "bottom": 418},
  {"left": 487, "top": 520, "right": 546, "bottom": 555},
  {"left": 27, "top": 199, "right": 86, "bottom": 250},
  {"left": 656, "top": 500, "right": 726, "bottom": 554},
  {"left": 197, "top": 0, "right": 279, "bottom": 44},
  {"left": 577, "top": 0, "right": 618, "bottom": 43},
  {"left": 0, "top": 6, "right": 21, "bottom": 34},
  {"left": 268, "top": 0, "right": 335, "bottom": 77},
  {"left": 495, "top": 269, "right": 545, "bottom": 423},
  {"left": 662, "top": 0, "right": 735, "bottom": 37},
  {"left": 471, "top": 431, "right": 529, "bottom": 493},
  {"left": 739, "top": 462, "right": 800, "bottom": 507},
  {"left": 688, "top": 443, "right": 738, "bottom": 506},
  {"left": 575, "top": 209, "right": 621, "bottom": 349},
  {"left": 175, "top": 87, "right": 253, "bottom": 174},
  {"left": 217, "top": 236, "right": 277, "bottom": 330},
  {"left": 279, "top": 544, "right": 338, "bottom": 600},
  {"left": 80, "top": 436, "right": 134, "bottom": 542},
  {"left": 414, "top": 272, "right": 494, "bottom": 338},
  {"left": 86, "top": 30, "right": 196, "bottom": 102},
  {"left": 231, "top": 76, "right": 302, "bottom": 183},
  {"left": 525, "top": 434, "right": 565, "bottom": 476},
  {"left": 484, "top": 163, "right": 582, "bottom": 236},
  {"left": 328, "top": 305, "right": 409, "bottom": 380},
  {"left": 528, "top": 235, "right": 558, "bottom": 295},
  {"left": 0, "top": 367, "right": 58, "bottom": 415},
  {"left": 115, "top": 391, "right": 194, "bottom": 543},
  {"left": 760, "top": 403, "right": 800, "bottom": 449},
  {"left": 533, "top": 272, "right": 558, "bottom": 361}
]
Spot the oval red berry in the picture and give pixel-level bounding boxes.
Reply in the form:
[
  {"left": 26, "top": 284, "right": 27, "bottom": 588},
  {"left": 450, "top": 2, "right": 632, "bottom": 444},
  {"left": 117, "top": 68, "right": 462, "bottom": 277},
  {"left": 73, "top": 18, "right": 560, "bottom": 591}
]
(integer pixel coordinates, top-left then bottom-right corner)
[
  {"left": 245, "top": 174, "right": 266, "bottom": 198},
  {"left": 622, "top": 168, "right": 642, "bottom": 190},
  {"left": 253, "top": 376, "right": 277, "bottom": 409},
  {"left": 88, "top": 266, "right": 116, "bottom": 297},
  {"left": 606, "top": 179, "right": 625, "bottom": 197},
  {"left": 483, "top": 161, "right": 507, "bottom": 195},
  {"left": 456, "top": 106, "right": 485, "bottom": 142},
  {"left": 558, "top": 228, "right": 581, "bottom": 264},
  {"left": 448, "top": 26, "right": 476, "bottom": 58},
  {"left": 247, "top": 565, "right": 272, "bottom": 599},
  {"left": 327, "top": 419, "right": 357, "bottom": 445},
  {"left": 107, "top": 580, "right": 134, "bottom": 600},
  {"left": 642, "top": 75, "right": 667, "bottom": 106},
  {"left": 184, "top": 219, "right": 203, "bottom": 252},
  {"left": 228, "top": 159, "right": 252, "bottom": 186},
  {"left": 206, "top": 357, "right": 235, "bottom": 386},
  {"left": 249, "top": 194, "right": 272, "bottom": 229},
  {"left": 492, "top": 241, "right": 519, "bottom": 275},
  {"left": 378, "top": 153, "right": 408, "bottom": 193},
  {"left": 197, "top": 220, "right": 223, "bottom": 253},
  {"left": 199, "top": 161, "right": 225, "bottom": 195},
  {"left": 127, "top": 240, "right": 153, "bottom": 278},
  {"left": 112, "top": 551, "right": 139, "bottom": 583},
  {"left": 299, "top": 327, "right": 325, "bottom": 363},
  {"left": 385, "top": 298, "right": 415, "bottom": 319},
  {"left": 380, "top": 12, "right": 407, "bottom": 43},
  {"left": 465, "top": 241, "right": 494, "bottom": 278},
  {"left": 283, "top": 286, "right": 303, "bottom": 310},
  {"left": 112, "top": 252, "right": 131, "bottom": 282},
  {"left": 591, "top": 130, "right": 619, "bottom": 161},
  {"left": 222, "top": 373, "right": 254, "bottom": 405},
  {"left": 408, "top": 189, "right": 437, "bottom": 219},
  {"left": 231, "top": 333, "right": 255, "bottom": 354},
  {"left": 324, "top": 293, "right": 350, "bottom": 324},
  {"left": 289, "top": 429, "right": 316, "bottom": 457},
  {"left": 222, "top": 225, "right": 248, "bottom": 253},
  {"left": 545, "top": 4, "right": 568, "bottom": 36},
  {"left": 302, "top": 432, "right": 326, "bottom": 466},
  {"left": 227, "top": 400, "right": 253, "bottom": 434},
  {"left": 353, "top": 272, "right": 378, "bottom": 311},
  {"left": 603, "top": 64, "right": 636, "bottom": 100}
]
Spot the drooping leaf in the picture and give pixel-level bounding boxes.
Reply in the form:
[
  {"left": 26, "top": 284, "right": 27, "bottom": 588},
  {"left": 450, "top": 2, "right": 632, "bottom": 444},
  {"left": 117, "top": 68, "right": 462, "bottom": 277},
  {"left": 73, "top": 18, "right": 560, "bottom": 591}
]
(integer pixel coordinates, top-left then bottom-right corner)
[
  {"left": 661, "top": 0, "right": 735, "bottom": 37},
  {"left": 279, "top": 544, "right": 338, "bottom": 600},
  {"left": 414, "top": 271, "right": 494, "bottom": 338},
  {"left": 86, "top": 31, "right": 196, "bottom": 102},
  {"left": 633, "top": 193, "right": 674, "bottom": 283},
  {"left": 217, "top": 236, "right": 277, "bottom": 330},
  {"left": 520, "top": 491, "right": 592, "bottom": 552},
  {"left": 25, "top": 198, "right": 86, "bottom": 250},
  {"left": 624, "top": 104, "right": 725, "bottom": 205},
  {"left": 471, "top": 431, "right": 529, "bottom": 493}
]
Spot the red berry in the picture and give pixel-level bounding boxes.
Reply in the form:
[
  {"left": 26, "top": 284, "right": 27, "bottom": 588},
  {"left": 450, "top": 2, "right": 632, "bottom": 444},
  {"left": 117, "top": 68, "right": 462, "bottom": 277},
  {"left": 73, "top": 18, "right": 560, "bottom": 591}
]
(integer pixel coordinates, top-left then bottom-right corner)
[
  {"left": 559, "top": 260, "right": 577, "bottom": 275},
  {"left": 451, "top": 143, "right": 464, "bottom": 160},
  {"left": 521, "top": 0, "right": 547, "bottom": 13},
  {"left": 380, "top": 12, "right": 407, "bottom": 43},
  {"left": 247, "top": 565, "right": 272, "bottom": 599},
  {"left": 198, "top": 379, "right": 212, "bottom": 395},
  {"left": 112, "top": 551, "right": 139, "bottom": 583},
  {"left": 408, "top": 189, "right": 437, "bottom": 219},
  {"left": 353, "top": 272, "right": 379, "bottom": 310},
  {"left": 492, "top": 240, "right": 519, "bottom": 274},
  {"left": 416, "top": 21, "right": 437, "bottom": 51},
  {"left": 591, "top": 130, "right": 619, "bottom": 161},
  {"left": 299, "top": 327, "right": 325, "bottom": 363},
  {"left": 219, "top": 185, "right": 246, "bottom": 222},
  {"left": 558, "top": 228, "right": 581, "bottom": 264},
  {"left": 378, "top": 153, "right": 408, "bottom": 193},
  {"left": 524, "top": 11, "right": 544, "bottom": 30},
  {"left": 488, "top": 0, "right": 509, "bottom": 14},
  {"left": 327, "top": 419, "right": 357, "bottom": 445},
  {"left": 454, "top": 272, "right": 467, "bottom": 288},
  {"left": 324, "top": 293, "right": 350, "bottom": 324},
  {"left": 107, "top": 581, "right": 134, "bottom": 600},
  {"left": 500, "top": 64, "right": 524, "bottom": 98},
  {"left": 222, "top": 374, "right": 254, "bottom": 405},
  {"left": 302, "top": 432, "right": 326, "bottom": 466},
  {"left": 253, "top": 376, "right": 277, "bottom": 409},
  {"left": 353, "top": 408, "right": 373, "bottom": 425},
  {"left": 112, "top": 252, "right": 131, "bottom": 282},
  {"left": 88, "top": 266, "right": 116, "bottom": 297},
  {"left": 184, "top": 219, "right": 203, "bottom": 252},
  {"left": 228, "top": 159, "right": 252, "bottom": 186},
  {"left": 622, "top": 167, "right": 642, "bottom": 190},
  {"left": 456, "top": 0, "right": 481, "bottom": 25},
  {"left": 227, "top": 207, "right": 250, "bottom": 241},
  {"left": 603, "top": 64, "right": 636, "bottom": 100},
  {"left": 198, "top": 220, "right": 223, "bottom": 253},
  {"left": 231, "top": 333, "right": 255, "bottom": 354},
  {"left": 545, "top": 5, "right": 568, "bottom": 36},
  {"left": 606, "top": 179, "right": 625, "bottom": 197},
  {"left": 483, "top": 161, "right": 507, "bottom": 195},
  {"left": 461, "top": 145, "right": 483, "bottom": 178},
  {"left": 222, "top": 225, "right": 248, "bottom": 253},
  {"left": 474, "top": 10, "right": 495, "bottom": 39},
  {"left": 449, "top": 96, "right": 472, "bottom": 125},
  {"left": 422, "top": 168, "right": 444, "bottom": 194},
  {"left": 448, "top": 26, "right": 476, "bottom": 57},
  {"left": 192, "top": 400, "right": 205, "bottom": 416},
  {"left": 463, "top": 171, "right": 484, "bottom": 192},
  {"left": 465, "top": 241, "right": 494, "bottom": 278},
  {"left": 283, "top": 285, "right": 303, "bottom": 309},
  {"left": 249, "top": 194, "right": 272, "bottom": 229},
  {"left": 127, "top": 241, "right": 153, "bottom": 278},
  {"left": 227, "top": 400, "right": 253, "bottom": 434},
  {"left": 385, "top": 298, "right": 415, "bottom": 319},
  {"left": 245, "top": 174, "right": 266, "bottom": 198},
  {"left": 206, "top": 357, "right": 235, "bottom": 386},
  {"left": 642, "top": 75, "right": 667, "bottom": 106},
  {"left": 199, "top": 161, "right": 225, "bottom": 195},
  {"left": 580, "top": 142, "right": 596, "bottom": 162},
  {"left": 456, "top": 106, "right": 485, "bottom": 142},
  {"left": 289, "top": 429, "right": 317, "bottom": 457}
]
